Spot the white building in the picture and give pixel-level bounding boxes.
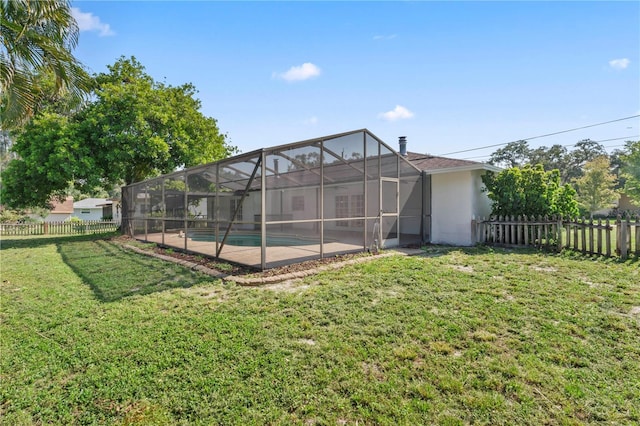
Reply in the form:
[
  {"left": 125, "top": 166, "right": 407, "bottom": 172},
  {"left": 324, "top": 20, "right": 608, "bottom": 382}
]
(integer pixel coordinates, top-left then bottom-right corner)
[
  {"left": 73, "top": 198, "right": 120, "bottom": 222},
  {"left": 405, "top": 145, "right": 501, "bottom": 246}
]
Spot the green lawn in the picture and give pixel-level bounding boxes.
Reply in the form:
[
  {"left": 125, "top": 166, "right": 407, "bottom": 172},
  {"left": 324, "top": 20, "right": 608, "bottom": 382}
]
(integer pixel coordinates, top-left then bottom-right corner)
[{"left": 1, "top": 235, "right": 639, "bottom": 425}]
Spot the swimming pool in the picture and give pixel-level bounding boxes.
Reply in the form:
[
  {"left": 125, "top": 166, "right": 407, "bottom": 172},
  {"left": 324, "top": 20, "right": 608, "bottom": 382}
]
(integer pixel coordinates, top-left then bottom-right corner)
[{"left": 188, "top": 232, "right": 318, "bottom": 247}]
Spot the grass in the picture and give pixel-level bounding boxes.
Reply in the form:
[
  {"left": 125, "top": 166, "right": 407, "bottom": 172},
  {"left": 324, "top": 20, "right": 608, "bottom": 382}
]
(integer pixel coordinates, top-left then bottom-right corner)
[{"left": 1, "top": 235, "right": 639, "bottom": 425}]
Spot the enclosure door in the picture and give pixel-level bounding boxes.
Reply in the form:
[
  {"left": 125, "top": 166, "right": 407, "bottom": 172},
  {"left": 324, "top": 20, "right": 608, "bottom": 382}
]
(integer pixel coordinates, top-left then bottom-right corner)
[{"left": 381, "top": 178, "right": 399, "bottom": 248}]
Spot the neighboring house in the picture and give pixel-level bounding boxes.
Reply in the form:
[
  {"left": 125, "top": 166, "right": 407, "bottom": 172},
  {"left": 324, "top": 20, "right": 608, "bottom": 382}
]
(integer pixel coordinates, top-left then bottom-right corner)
[
  {"left": 73, "top": 198, "right": 118, "bottom": 221},
  {"left": 43, "top": 197, "right": 74, "bottom": 222},
  {"left": 592, "top": 192, "right": 640, "bottom": 217},
  {"left": 403, "top": 142, "right": 501, "bottom": 246},
  {"left": 617, "top": 193, "right": 640, "bottom": 214}
]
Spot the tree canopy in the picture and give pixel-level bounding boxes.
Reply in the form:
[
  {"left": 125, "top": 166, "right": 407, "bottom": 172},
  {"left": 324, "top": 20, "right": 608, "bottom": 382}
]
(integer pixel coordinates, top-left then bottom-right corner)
[
  {"left": 0, "top": 0, "right": 93, "bottom": 129},
  {"left": 488, "top": 139, "right": 608, "bottom": 184},
  {"left": 1, "top": 57, "right": 236, "bottom": 209},
  {"left": 573, "top": 156, "right": 618, "bottom": 218},
  {"left": 488, "top": 140, "right": 530, "bottom": 169},
  {"left": 482, "top": 164, "right": 579, "bottom": 218},
  {"left": 620, "top": 140, "right": 640, "bottom": 204}
]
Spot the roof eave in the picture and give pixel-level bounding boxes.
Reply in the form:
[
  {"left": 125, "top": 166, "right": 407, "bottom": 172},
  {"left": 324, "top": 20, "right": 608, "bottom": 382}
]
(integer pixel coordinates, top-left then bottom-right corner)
[{"left": 424, "top": 163, "right": 502, "bottom": 175}]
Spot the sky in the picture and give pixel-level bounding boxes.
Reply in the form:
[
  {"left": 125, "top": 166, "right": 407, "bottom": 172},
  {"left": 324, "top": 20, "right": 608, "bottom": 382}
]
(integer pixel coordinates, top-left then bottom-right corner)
[{"left": 70, "top": 1, "right": 640, "bottom": 161}]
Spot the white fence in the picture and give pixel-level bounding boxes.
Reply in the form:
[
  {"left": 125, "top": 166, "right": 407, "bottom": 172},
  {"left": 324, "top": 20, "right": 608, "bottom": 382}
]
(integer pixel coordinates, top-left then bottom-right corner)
[{"left": 0, "top": 220, "right": 120, "bottom": 236}]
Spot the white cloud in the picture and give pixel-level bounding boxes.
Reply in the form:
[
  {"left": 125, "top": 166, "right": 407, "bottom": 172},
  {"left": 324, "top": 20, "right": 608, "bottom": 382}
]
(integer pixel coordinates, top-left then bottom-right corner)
[
  {"left": 273, "top": 63, "right": 321, "bottom": 82},
  {"left": 609, "top": 58, "right": 630, "bottom": 70},
  {"left": 303, "top": 116, "right": 318, "bottom": 125},
  {"left": 378, "top": 105, "right": 414, "bottom": 122},
  {"left": 373, "top": 34, "right": 397, "bottom": 41},
  {"left": 71, "top": 7, "right": 114, "bottom": 36}
]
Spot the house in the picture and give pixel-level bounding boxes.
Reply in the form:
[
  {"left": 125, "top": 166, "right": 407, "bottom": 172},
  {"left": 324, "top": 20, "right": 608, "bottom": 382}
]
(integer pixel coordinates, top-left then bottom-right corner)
[
  {"left": 43, "top": 196, "right": 74, "bottom": 222},
  {"left": 121, "top": 129, "right": 499, "bottom": 269},
  {"left": 403, "top": 142, "right": 501, "bottom": 246},
  {"left": 73, "top": 198, "right": 119, "bottom": 221},
  {"left": 618, "top": 193, "right": 640, "bottom": 214},
  {"left": 593, "top": 192, "right": 640, "bottom": 217}
]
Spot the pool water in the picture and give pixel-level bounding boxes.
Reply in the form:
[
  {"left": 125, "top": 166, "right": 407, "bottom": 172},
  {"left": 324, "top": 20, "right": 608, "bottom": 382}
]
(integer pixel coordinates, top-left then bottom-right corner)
[{"left": 188, "top": 233, "right": 317, "bottom": 247}]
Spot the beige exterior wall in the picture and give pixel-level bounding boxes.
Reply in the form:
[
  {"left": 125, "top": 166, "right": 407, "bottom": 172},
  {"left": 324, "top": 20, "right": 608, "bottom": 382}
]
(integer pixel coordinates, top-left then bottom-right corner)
[{"left": 431, "top": 169, "right": 492, "bottom": 246}]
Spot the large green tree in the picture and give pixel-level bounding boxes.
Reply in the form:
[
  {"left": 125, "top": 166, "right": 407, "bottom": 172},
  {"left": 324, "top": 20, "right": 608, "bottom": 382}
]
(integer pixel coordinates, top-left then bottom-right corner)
[
  {"left": 488, "top": 140, "right": 531, "bottom": 168},
  {"left": 563, "top": 139, "right": 607, "bottom": 183},
  {"left": 1, "top": 57, "right": 236, "bottom": 208},
  {"left": 0, "top": 0, "right": 93, "bottom": 129},
  {"left": 620, "top": 140, "right": 640, "bottom": 204},
  {"left": 0, "top": 112, "right": 86, "bottom": 207},
  {"left": 76, "top": 57, "right": 235, "bottom": 185},
  {"left": 488, "top": 139, "right": 608, "bottom": 184},
  {"left": 528, "top": 144, "right": 571, "bottom": 182},
  {"left": 482, "top": 164, "right": 579, "bottom": 218},
  {"left": 572, "top": 156, "right": 618, "bottom": 218}
]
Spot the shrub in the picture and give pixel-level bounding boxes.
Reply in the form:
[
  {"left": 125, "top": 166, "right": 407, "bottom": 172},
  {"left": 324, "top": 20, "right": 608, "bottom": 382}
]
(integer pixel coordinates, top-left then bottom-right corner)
[{"left": 482, "top": 164, "right": 579, "bottom": 218}]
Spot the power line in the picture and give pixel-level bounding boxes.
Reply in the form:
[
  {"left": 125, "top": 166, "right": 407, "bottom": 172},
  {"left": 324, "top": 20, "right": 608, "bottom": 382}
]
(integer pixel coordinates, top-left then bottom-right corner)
[{"left": 438, "top": 115, "right": 640, "bottom": 156}]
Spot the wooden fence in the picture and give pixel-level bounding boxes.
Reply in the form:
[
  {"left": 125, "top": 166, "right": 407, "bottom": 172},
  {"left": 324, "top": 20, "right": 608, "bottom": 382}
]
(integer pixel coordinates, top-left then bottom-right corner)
[
  {"left": 0, "top": 220, "right": 120, "bottom": 236},
  {"left": 474, "top": 215, "right": 640, "bottom": 260}
]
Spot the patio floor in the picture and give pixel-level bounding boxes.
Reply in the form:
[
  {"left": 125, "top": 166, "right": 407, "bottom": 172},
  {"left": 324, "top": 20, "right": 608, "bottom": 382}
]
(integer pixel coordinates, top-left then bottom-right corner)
[{"left": 137, "top": 232, "right": 365, "bottom": 268}]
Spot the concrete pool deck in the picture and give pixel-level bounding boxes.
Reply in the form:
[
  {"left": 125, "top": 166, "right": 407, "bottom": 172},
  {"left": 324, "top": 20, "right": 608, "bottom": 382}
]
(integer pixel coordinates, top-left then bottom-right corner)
[
  {"left": 121, "top": 241, "right": 424, "bottom": 286},
  {"left": 136, "top": 231, "right": 371, "bottom": 269}
]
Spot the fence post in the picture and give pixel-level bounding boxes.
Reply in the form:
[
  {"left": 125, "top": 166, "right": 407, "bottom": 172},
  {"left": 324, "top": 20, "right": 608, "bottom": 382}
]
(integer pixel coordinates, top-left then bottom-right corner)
[
  {"left": 596, "top": 218, "right": 602, "bottom": 256},
  {"left": 606, "top": 218, "right": 612, "bottom": 257},
  {"left": 581, "top": 217, "right": 587, "bottom": 254},
  {"left": 619, "top": 217, "right": 628, "bottom": 260},
  {"left": 536, "top": 215, "right": 542, "bottom": 248},
  {"left": 588, "top": 217, "right": 594, "bottom": 255},
  {"left": 616, "top": 215, "right": 621, "bottom": 256},
  {"left": 635, "top": 216, "right": 640, "bottom": 257},
  {"left": 557, "top": 215, "right": 563, "bottom": 252},
  {"left": 472, "top": 216, "right": 477, "bottom": 244}
]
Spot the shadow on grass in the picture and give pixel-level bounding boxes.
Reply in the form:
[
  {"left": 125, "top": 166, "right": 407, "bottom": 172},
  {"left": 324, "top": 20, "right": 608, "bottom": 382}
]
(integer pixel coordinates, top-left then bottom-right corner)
[
  {"left": 55, "top": 236, "right": 213, "bottom": 303},
  {"left": 0, "top": 232, "right": 119, "bottom": 250}
]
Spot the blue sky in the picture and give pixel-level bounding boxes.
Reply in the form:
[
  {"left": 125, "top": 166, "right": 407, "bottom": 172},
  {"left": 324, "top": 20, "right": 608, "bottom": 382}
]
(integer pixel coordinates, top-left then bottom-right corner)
[{"left": 71, "top": 1, "right": 639, "bottom": 160}]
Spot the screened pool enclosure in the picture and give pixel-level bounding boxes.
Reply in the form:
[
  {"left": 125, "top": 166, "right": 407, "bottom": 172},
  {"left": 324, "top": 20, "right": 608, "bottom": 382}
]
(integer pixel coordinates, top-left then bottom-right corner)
[{"left": 122, "top": 130, "right": 425, "bottom": 269}]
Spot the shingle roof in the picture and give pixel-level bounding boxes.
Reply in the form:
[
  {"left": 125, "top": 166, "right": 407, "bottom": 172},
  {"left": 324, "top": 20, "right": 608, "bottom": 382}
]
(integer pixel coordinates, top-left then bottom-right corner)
[
  {"left": 49, "top": 197, "right": 74, "bottom": 214},
  {"left": 404, "top": 152, "right": 481, "bottom": 170},
  {"left": 404, "top": 152, "right": 501, "bottom": 174},
  {"left": 73, "top": 198, "right": 112, "bottom": 209}
]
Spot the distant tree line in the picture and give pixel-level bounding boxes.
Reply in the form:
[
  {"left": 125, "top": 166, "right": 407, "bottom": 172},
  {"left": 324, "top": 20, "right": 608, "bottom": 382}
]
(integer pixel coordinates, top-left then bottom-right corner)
[{"left": 484, "top": 139, "right": 640, "bottom": 218}]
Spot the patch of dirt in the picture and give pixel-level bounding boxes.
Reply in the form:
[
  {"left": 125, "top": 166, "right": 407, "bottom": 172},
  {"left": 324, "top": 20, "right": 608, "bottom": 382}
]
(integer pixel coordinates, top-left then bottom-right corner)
[
  {"left": 451, "top": 264, "right": 474, "bottom": 273},
  {"left": 362, "top": 362, "right": 385, "bottom": 381},
  {"left": 629, "top": 306, "right": 640, "bottom": 316},
  {"left": 260, "top": 281, "right": 311, "bottom": 293},
  {"left": 531, "top": 265, "right": 558, "bottom": 273}
]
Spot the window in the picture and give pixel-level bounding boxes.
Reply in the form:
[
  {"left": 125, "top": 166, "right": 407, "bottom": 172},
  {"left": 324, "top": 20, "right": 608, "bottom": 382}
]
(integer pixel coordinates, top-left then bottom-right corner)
[
  {"left": 230, "top": 199, "right": 243, "bottom": 221},
  {"left": 81, "top": 210, "right": 91, "bottom": 214},
  {"left": 351, "top": 194, "right": 364, "bottom": 227},
  {"left": 292, "top": 195, "right": 305, "bottom": 212},
  {"left": 335, "top": 195, "right": 349, "bottom": 227}
]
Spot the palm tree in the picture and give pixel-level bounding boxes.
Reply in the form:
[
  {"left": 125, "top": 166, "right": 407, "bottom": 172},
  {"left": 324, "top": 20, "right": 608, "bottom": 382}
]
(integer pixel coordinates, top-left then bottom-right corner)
[{"left": 0, "top": 0, "right": 93, "bottom": 129}]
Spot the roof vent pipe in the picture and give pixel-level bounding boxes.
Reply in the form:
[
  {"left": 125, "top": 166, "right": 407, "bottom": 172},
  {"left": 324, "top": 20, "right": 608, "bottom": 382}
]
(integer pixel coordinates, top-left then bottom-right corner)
[{"left": 399, "top": 136, "right": 407, "bottom": 156}]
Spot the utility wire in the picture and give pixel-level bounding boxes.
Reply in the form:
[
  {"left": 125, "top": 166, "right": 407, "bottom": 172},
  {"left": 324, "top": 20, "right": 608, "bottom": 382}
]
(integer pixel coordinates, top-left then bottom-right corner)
[
  {"left": 458, "top": 135, "right": 639, "bottom": 161},
  {"left": 438, "top": 115, "right": 640, "bottom": 156}
]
